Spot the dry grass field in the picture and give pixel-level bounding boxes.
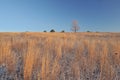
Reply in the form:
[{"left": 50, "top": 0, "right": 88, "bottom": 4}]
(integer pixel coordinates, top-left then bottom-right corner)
[{"left": 0, "top": 32, "right": 120, "bottom": 80}]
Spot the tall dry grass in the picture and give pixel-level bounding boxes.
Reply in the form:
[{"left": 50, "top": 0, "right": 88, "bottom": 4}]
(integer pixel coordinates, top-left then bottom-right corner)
[{"left": 0, "top": 32, "right": 119, "bottom": 80}]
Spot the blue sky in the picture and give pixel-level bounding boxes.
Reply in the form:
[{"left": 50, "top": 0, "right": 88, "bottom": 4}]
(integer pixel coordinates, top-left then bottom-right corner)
[{"left": 0, "top": 0, "right": 120, "bottom": 32}]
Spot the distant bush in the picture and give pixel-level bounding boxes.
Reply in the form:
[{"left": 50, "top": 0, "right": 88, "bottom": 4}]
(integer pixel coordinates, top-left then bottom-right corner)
[
  {"left": 50, "top": 29, "right": 55, "bottom": 32},
  {"left": 87, "top": 30, "right": 91, "bottom": 32},
  {"left": 61, "top": 30, "right": 65, "bottom": 33},
  {"left": 43, "top": 30, "right": 47, "bottom": 32},
  {"left": 96, "top": 31, "right": 99, "bottom": 33}
]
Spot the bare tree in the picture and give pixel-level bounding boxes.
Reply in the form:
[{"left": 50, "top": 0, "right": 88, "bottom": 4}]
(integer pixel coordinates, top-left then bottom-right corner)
[{"left": 71, "top": 20, "right": 80, "bottom": 32}]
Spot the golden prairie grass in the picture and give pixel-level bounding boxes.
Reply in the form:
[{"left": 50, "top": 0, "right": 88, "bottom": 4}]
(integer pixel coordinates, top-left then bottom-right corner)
[
  {"left": 24, "top": 40, "right": 38, "bottom": 80},
  {"left": 0, "top": 32, "right": 119, "bottom": 80},
  {"left": 0, "top": 39, "right": 16, "bottom": 73}
]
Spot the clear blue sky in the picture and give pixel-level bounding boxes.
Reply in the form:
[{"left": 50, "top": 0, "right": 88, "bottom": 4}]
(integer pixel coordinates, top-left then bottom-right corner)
[{"left": 0, "top": 0, "right": 120, "bottom": 32}]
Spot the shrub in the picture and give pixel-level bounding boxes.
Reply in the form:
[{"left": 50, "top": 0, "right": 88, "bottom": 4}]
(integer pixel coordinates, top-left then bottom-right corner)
[
  {"left": 87, "top": 30, "right": 91, "bottom": 32},
  {"left": 61, "top": 30, "right": 65, "bottom": 33},
  {"left": 43, "top": 30, "right": 47, "bottom": 32},
  {"left": 50, "top": 29, "right": 55, "bottom": 32}
]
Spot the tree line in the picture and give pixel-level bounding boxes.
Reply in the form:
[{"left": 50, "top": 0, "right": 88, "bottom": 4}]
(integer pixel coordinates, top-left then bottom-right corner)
[{"left": 44, "top": 20, "right": 80, "bottom": 33}]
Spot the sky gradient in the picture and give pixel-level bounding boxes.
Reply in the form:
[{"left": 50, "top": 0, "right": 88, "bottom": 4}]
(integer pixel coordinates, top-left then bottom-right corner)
[{"left": 0, "top": 0, "right": 120, "bottom": 32}]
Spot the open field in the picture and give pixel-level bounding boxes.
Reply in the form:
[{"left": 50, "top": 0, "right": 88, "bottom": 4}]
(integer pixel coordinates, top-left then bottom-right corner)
[{"left": 0, "top": 32, "right": 120, "bottom": 80}]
